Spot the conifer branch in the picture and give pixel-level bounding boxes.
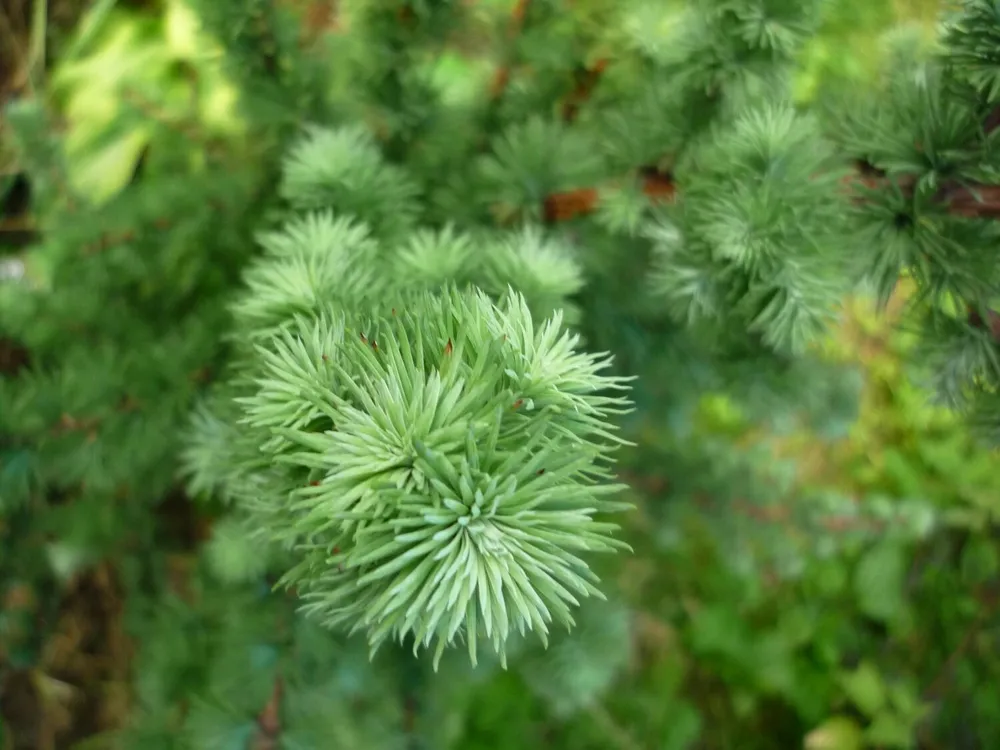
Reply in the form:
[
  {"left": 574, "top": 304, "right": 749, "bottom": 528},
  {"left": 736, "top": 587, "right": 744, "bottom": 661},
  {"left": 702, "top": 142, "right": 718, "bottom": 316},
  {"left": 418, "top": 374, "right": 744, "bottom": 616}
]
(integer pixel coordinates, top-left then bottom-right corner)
[
  {"left": 540, "top": 150, "right": 1000, "bottom": 228},
  {"left": 48, "top": 395, "right": 143, "bottom": 443},
  {"left": 472, "top": 0, "right": 532, "bottom": 157},
  {"left": 487, "top": 0, "right": 531, "bottom": 101},
  {"left": 849, "top": 159, "right": 1000, "bottom": 220},
  {"left": 238, "top": 286, "right": 635, "bottom": 668},
  {"left": 845, "top": 99, "right": 1000, "bottom": 344},
  {"left": 560, "top": 58, "right": 608, "bottom": 123},
  {"left": 189, "top": 169, "right": 636, "bottom": 665},
  {"left": 542, "top": 167, "right": 675, "bottom": 223},
  {"left": 80, "top": 199, "right": 227, "bottom": 256}
]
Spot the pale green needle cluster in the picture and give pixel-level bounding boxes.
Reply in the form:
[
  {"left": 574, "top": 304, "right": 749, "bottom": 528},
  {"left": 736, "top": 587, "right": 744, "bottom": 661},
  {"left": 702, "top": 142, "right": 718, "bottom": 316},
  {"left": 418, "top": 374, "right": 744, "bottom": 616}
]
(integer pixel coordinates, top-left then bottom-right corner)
[{"left": 238, "top": 287, "right": 633, "bottom": 669}]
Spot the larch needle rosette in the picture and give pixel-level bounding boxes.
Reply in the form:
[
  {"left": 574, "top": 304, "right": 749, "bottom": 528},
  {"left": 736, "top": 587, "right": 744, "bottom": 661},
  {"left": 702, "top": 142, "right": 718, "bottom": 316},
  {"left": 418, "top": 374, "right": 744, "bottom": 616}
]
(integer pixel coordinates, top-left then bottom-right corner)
[{"left": 240, "top": 285, "right": 635, "bottom": 669}]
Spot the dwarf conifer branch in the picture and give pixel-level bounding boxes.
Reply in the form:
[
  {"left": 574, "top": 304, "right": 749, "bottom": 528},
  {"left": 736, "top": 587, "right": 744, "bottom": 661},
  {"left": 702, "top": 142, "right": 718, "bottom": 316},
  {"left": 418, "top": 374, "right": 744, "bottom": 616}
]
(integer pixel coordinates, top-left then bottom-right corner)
[{"left": 182, "top": 125, "right": 634, "bottom": 668}]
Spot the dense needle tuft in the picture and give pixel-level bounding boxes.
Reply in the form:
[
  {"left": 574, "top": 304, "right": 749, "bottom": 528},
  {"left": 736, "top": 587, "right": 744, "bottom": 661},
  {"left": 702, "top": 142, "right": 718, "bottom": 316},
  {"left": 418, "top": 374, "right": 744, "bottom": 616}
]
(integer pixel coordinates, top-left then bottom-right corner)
[{"left": 237, "top": 286, "right": 633, "bottom": 668}]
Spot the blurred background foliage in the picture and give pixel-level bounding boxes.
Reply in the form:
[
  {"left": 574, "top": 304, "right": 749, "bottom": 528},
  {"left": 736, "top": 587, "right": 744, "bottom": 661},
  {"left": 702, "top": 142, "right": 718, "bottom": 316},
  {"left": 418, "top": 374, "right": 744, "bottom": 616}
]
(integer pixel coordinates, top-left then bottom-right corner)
[
  {"left": 7, "top": 0, "right": 1000, "bottom": 749},
  {"left": 0, "top": 0, "right": 947, "bottom": 216}
]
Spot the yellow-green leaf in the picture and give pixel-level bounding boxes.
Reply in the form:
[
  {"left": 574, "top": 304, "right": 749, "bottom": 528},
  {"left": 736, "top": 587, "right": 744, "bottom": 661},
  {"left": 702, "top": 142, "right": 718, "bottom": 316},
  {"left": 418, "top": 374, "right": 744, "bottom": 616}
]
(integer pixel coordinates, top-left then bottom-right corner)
[
  {"left": 838, "top": 661, "right": 886, "bottom": 718},
  {"left": 804, "top": 716, "right": 864, "bottom": 750}
]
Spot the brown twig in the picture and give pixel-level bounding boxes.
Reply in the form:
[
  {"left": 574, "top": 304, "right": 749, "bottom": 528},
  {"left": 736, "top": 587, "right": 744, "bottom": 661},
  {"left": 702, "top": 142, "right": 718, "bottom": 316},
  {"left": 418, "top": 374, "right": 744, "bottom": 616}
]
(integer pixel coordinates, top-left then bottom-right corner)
[
  {"left": 250, "top": 676, "right": 284, "bottom": 750},
  {"left": 539, "top": 98, "right": 1000, "bottom": 226},
  {"left": 49, "top": 395, "right": 142, "bottom": 442},
  {"left": 967, "top": 304, "right": 1000, "bottom": 340},
  {"left": 295, "top": 0, "right": 341, "bottom": 44},
  {"left": 543, "top": 156, "right": 1000, "bottom": 225},
  {"left": 81, "top": 198, "right": 226, "bottom": 255},
  {"left": 915, "top": 583, "right": 1000, "bottom": 748},
  {"left": 922, "top": 583, "right": 1000, "bottom": 704},
  {"left": 560, "top": 57, "right": 608, "bottom": 123},
  {"left": 542, "top": 166, "right": 676, "bottom": 223},
  {"left": 488, "top": 0, "right": 531, "bottom": 101}
]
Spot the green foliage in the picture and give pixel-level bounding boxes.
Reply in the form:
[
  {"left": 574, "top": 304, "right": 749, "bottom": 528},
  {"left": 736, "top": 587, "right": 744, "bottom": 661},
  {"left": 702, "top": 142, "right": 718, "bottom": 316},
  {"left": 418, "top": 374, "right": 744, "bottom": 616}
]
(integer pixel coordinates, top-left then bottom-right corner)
[
  {"left": 6, "top": 0, "right": 1000, "bottom": 749},
  {"left": 648, "top": 103, "right": 852, "bottom": 354},
  {"left": 571, "top": 294, "right": 1000, "bottom": 750}
]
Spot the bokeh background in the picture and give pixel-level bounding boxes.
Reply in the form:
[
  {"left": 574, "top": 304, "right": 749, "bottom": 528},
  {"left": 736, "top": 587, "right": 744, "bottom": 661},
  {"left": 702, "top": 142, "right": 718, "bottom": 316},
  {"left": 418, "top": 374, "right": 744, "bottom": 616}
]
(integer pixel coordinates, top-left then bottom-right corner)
[{"left": 7, "top": 1, "right": 1000, "bottom": 750}]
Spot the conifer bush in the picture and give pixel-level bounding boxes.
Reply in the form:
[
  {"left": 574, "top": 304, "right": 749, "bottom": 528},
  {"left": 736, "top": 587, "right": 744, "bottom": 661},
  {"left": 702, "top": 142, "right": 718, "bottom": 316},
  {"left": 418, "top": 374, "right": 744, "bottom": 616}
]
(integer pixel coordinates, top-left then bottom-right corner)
[{"left": 2, "top": 0, "right": 1000, "bottom": 747}]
